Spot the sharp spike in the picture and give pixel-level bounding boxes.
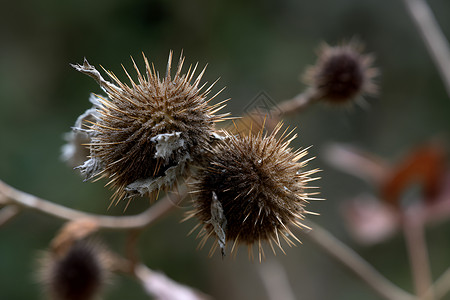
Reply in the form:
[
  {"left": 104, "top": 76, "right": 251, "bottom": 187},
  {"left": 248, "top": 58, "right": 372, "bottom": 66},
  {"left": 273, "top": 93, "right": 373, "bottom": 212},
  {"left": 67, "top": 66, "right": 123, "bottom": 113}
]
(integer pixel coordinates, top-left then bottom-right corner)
[
  {"left": 188, "top": 62, "right": 198, "bottom": 82},
  {"left": 194, "top": 64, "right": 208, "bottom": 87},
  {"left": 268, "top": 239, "right": 276, "bottom": 255},
  {"left": 175, "top": 50, "right": 185, "bottom": 79},
  {"left": 231, "top": 234, "right": 240, "bottom": 254},
  {"left": 121, "top": 64, "right": 137, "bottom": 88},
  {"left": 166, "top": 50, "right": 173, "bottom": 79}
]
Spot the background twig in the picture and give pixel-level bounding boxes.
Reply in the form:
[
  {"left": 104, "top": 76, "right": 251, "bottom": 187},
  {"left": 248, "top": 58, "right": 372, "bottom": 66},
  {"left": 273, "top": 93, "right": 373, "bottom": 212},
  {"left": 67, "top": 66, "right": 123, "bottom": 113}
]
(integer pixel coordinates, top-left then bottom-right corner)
[
  {"left": 303, "top": 221, "right": 417, "bottom": 300},
  {"left": 0, "top": 180, "right": 185, "bottom": 230},
  {"left": 429, "top": 266, "right": 450, "bottom": 300},
  {"left": 257, "top": 260, "right": 296, "bottom": 300},
  {"left": 402, "top": 209, "right": 434, "bottom": 300},
  {"left": 0, "top": 205, "right": 21, "bottom": 227},
  {"left": 402, "top": 0, "right": 450, "bottom": 97},
  {"left": 277, "top": 88, "right": 319, "bottom": 117},
  {"left": 134, "top": 264, "right": 210, "bottom": 300}
]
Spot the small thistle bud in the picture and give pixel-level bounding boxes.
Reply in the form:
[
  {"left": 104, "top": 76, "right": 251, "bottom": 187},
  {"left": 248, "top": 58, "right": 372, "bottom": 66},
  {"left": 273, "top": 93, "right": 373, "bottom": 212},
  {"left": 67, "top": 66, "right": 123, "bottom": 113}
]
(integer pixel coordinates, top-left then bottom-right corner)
[
  {"left": 185, "top": 124, "right": 321, "bottom": 260},
  {"left": 38, "top": 240, "right": 110, "bottom": 300},
  {"left": 303, "top": 41, "right": 378, "bottom": 105},
  {"left": 70, "top": 52, "right": 228, "bottom": 201}
]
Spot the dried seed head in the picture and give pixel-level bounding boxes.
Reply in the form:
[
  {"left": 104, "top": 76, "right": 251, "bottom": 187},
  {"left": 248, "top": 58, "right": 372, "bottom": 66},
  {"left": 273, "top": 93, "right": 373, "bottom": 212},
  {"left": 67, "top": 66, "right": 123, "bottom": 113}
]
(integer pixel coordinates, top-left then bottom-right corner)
[
  {"left": 185, "top": 124, "right": 321, "bottom": 260},
  {"left": 38, "top": 240, "right": 109, "bottom": 300},
  {"left": 303, "top": 41, "right": 378, "bottom": 105},
  {"left": 70, "top": 52, "right": 228, "bottom": 201}
]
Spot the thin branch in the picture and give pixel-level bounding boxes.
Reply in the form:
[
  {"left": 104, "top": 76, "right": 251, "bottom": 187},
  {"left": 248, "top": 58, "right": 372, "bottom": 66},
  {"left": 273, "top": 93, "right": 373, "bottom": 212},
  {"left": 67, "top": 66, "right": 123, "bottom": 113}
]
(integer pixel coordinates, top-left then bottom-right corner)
[
  {"left": 125, "top": 228, "right": 144, "bottom": 272},
  {"left": 134, "top": 264, "right": 210, "bottom": 300},
  {"left": 402, "top": 211, "right": 434, "bottom": 300},
  {"left": 0, "top": 179, "right": 185, "bottom": 230},
  {"left": 303, "top": 220, "right": 417, "bottom": 300},
  {"left": 322, "top": 143, "right": 390, "bottom": 185},
  {"left": 257, "top": 260, "right": 296, "bottom": 300},
  {"left": 428, "top": 266, "right": 450, "bottom": 300},
  {"left": 402, "top": 0, "right": 450, "bottom": 97},
  {"left": 0, "top": 205, "right": 21, "bottom": 227},
  {"left": 238, "top": 89, "right": 318, "bottom": 133},
  {"left": 276, "top": 88, "right": 320, "bottom": 117}
]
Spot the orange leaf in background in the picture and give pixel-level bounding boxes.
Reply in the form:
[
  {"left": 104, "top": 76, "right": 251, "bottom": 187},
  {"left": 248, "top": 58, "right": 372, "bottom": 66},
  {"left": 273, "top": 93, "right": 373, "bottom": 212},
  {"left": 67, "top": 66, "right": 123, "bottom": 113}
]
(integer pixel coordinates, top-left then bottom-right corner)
[{"left": 381, "top": 142, "right": 446, "bottom": 208}]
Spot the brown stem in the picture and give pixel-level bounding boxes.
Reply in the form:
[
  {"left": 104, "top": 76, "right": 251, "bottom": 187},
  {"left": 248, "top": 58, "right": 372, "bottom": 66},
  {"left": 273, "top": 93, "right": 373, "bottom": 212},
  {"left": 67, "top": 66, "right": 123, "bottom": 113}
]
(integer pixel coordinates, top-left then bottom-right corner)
[
  {"left": 0, "top": 179, "right": 185, "bottom": 230},
  {"left": 402, "top": 210, "right": 434, "bottom": 299},
  {"left": 276, "top": 88, "right": 319, "bottom": 117},
  {"left": 125, "top": 229, "right": 143, "bottom": 272},
  {"left": 0, "top": 205, "right": 21, "bottom": 227},
  {"left": 303, "top": 221, "right": 417, "bottom": 300},
  {"left": 238, "top": 88, "right": 319, "bottom": 133}
]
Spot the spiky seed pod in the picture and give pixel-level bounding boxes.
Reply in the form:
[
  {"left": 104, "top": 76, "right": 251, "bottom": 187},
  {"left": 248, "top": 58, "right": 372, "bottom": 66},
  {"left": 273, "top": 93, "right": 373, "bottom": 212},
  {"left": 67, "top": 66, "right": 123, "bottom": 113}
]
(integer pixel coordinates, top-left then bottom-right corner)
[
  {"left": 303, "top": 41, "right": 378, "bottom": 105},
  {"left": 38, "top": 240, "right": 109, "bottom": 300},
  {"left": 71, "top": 52, "right": 228, "bottom": 201},
  {"left": 185, "top": 124, "right": 320, "bottom": 260}
]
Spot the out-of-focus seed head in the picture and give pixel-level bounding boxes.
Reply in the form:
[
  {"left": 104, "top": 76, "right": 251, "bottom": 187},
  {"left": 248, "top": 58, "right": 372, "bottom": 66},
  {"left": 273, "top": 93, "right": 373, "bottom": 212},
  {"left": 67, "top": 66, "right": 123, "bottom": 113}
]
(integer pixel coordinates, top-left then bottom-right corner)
[
  {"left": 70, "top": 52, "right": 228, "bottom": 202},
  {"left": 185, "top": 123, "right": 321, "bottom": 261},
  {"left": 303, "top": 41, "right": 378, "bottom": 105},
  {"left": 38, "top": 240, "right": 109, "bottom": 300}
]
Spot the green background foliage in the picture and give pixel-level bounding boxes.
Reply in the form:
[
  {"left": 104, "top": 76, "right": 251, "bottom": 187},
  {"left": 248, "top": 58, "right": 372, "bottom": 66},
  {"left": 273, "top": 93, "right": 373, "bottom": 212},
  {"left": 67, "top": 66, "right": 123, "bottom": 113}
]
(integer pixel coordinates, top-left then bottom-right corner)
[{"left": 0, "top": 0, "right": 449, "bottom": 299}]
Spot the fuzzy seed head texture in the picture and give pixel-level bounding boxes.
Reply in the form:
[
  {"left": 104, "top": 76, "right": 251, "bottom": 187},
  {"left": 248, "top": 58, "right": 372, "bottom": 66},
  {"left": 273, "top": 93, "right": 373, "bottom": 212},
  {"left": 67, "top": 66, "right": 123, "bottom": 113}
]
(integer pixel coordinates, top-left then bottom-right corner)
[
  {"left": 71, "top": 52, "right": 228, "bottom": 201},
  {"left": 304, "top": 41, "right": 378, "bottom": 105},
  {"left": 186, "top": 123, "right": 321, "bottom": 260},
  {"left": 38, "top": 241, "right": 107, "bottom": 300}
]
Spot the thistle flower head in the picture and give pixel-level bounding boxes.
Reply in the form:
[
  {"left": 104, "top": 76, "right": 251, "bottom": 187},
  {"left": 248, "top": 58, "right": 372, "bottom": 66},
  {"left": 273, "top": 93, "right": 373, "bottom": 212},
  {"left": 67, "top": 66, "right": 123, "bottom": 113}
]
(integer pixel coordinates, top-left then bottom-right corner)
[
  {"left": 38, "top": 240, "right": 109, "bottom": 300},
  {"left": 70, "top": 52, "right": 228, "bottom": 201},
  {"left": 303, "top": 41, "right": 378, "bottom": 105},
  {"left": 185, "top": 123, "right": 320, "bottom": 260}
]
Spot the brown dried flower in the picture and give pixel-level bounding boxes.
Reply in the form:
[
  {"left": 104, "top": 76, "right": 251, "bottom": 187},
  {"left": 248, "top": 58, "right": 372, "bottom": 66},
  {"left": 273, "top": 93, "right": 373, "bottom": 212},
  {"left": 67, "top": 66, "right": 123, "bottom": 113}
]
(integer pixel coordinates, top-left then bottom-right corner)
[
  {"left": 70, "top": 52, "right": 228, "bottom": 201},
  {"left": 38, "top": 240, "right": 110, "bottom": 300},
  {"left": 185, "top": 124, "right": 320, "bottom": 260},
  {"left": 303, "top": 41, "right": 378, "bottom": 105}
]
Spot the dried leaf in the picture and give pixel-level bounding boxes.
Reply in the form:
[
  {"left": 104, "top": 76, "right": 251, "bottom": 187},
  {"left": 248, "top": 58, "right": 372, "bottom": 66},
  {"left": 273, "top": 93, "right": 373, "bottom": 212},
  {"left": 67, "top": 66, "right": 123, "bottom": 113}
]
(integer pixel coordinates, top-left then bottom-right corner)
[{"left": 381, "top": 142, "right": 446, "bottom": 207}]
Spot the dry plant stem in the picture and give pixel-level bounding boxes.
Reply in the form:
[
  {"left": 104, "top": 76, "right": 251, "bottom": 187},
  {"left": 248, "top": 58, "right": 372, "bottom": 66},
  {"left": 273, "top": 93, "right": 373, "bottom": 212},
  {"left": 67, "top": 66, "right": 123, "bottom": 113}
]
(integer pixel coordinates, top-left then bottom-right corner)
[
  {"left": 111, "top": 253, "right": 209, "bottom": 299},
  {"left": 257, "top": 260, "right": 296, "bottom": 300},
  {"left": 0, "top": 179, "right": 185, "bottom": 230},
  {"left": 244, "top": 88, "right": 317, "bottom": 131},
  {"left": 125, "top": 229, "right": 143, "bottom": 271},
  {"left": 304, "top": 221, "right": 417, "bottom": 300},
  {"left": 402, "top": 0, "right": 450, "bottom": 97},
  {"left": 402, "top": 213, "right": 434, "bottom": 300},
  {"left": 428, "top": 266, "right": 450, "bottom": 300},
  {"left": 276, "top": 88, "right": 319, "bottom": 117},
  {"left": 323, "top": 143, "right": 390, "bottom": 185},
  {"left": 0, "top": 205, "right": 21, "bottom": 227},
  {"left": 134, "top": 264, "right": 209, "bottom": 300}
]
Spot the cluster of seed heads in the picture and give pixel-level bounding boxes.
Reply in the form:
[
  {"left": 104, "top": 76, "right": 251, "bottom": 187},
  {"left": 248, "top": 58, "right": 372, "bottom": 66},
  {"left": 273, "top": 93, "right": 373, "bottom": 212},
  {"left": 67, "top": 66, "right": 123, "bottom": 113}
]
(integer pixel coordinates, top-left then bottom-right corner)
[{"left": 63, "top": 43, "right": 376, "bottom": 260}]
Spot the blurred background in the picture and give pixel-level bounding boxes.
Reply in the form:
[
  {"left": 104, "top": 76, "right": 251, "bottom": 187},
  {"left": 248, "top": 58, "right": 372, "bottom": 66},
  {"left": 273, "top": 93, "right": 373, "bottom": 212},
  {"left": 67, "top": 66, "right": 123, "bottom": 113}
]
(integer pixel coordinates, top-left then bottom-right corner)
[{"left": 1, "top": 0, "right": 450, "bottom": 299}]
